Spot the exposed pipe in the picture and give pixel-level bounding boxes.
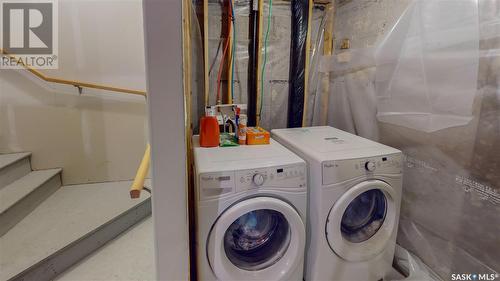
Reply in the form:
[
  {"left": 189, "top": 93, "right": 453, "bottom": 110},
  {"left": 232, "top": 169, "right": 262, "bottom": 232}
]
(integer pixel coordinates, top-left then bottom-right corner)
[
  {"left": 287, "top": 0, "right": 310, "bottom": 128},
  {"left": 247, "top": 0, "right": 259, "bottom": 126}
]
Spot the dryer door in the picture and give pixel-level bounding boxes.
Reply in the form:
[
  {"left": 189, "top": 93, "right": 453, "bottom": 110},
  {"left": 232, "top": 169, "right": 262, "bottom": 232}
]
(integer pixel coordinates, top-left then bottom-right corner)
[
  {"left": 326, "top": 180, "right": 397, "bottom": 262},
  {"left": 207, "top": 197, "right": 305, "bottom": 280}
]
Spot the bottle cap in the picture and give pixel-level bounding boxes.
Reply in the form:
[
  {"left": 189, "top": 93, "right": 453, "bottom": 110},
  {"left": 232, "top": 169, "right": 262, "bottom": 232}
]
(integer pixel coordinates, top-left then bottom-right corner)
[{"left": 205, "top": 106, "right": 216, "bottom": 117}]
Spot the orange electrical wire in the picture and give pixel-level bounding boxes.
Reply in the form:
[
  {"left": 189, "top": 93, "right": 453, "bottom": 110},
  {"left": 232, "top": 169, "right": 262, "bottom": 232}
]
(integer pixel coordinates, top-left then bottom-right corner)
[{"left": 216, "top": 1, "right": 233, "bottom": 104}]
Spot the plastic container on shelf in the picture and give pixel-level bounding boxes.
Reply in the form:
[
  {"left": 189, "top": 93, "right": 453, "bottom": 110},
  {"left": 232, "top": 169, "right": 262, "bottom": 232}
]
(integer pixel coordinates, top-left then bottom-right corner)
[
  {"left": 238, "top": 114, "right": 247, "bottom": 145},
  {"left": 199, "top": 106, "right": 220, "bottom": 147},
  {"left": 246, "top": 127, "right": 270, "bottom": 145}
]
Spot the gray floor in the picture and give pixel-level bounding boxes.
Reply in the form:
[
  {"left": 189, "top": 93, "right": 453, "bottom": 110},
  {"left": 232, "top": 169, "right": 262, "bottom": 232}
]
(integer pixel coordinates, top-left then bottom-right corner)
[
  {"left": 0, "top": 180, "right": 150, "bottom": 281},
  {"left": 55, "top": 217, "right": 155, "bottom": 281}
]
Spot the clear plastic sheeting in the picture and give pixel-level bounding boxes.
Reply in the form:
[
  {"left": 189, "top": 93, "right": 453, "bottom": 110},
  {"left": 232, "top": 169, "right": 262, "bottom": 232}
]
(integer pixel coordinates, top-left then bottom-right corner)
[
  {"left": 259, "top": 2, "right": 292, "bottom": 130},
  {"left": 390, "top": 245, "right": 442, "bottom": 281},
  {"left": 326, "top": 68, "right": 379, "bottom": 141},
  {"left": 206, "top": 0, "right": 290, "bottom": 125},
  {"left": 374, "top": 0, "right": 480, "bottom": 132},
  {"left": 258, "top": 3, "right": 326, "bottom": 130},
  {"left": 203, "top": 1, "right": 325, "bottom": 130},
  {"left": 304, "top": 6, "right": 328, "bottom": 127},
  {"left": 319, "top": 48, "right": 376, "bottom": 76},
  {"left": 322, "top": 0, "right": 500, "bottom": 278},
  {"left": 328, "top": 68, "right": 379, "bottom": 141},
  {"left": 207, "top": 0, "right": 251, "bottom": 106}
]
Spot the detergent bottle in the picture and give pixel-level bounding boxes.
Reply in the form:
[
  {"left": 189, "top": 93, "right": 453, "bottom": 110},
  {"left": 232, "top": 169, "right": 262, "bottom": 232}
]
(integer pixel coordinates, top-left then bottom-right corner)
[{"left": 199, "top": 106, "right": 220, "bottom": 147}]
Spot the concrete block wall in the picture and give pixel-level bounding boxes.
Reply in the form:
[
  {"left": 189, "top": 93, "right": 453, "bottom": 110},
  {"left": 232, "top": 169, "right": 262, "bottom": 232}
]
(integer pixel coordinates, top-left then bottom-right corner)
[{"left": 334, "top": 0, "right": 411, "bottom": 49}]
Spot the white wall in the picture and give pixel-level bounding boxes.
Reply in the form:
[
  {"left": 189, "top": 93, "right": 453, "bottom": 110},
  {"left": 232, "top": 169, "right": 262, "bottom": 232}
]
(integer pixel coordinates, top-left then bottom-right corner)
[
  {"left": 0, "top": 0, "right": 147, "bottom": 185},
  {"left": 143, "top": 0, "right": 190, "bottom": 280},
  {"left": 46, "top": 0, "right": 146, "bottom": 90}
]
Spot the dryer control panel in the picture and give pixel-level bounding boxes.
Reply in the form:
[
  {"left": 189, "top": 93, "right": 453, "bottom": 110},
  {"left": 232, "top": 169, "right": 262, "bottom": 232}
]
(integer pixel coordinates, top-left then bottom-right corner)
[
  {"left": 322, "top": 153, "right": 402, "bottom": 185},
  {"left": 198, "top": 163, "right": 306, "bottom": 201}
]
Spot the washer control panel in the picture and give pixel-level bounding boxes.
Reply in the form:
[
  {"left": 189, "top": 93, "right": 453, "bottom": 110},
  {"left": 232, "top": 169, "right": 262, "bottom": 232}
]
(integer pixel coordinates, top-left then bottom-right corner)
[
  {"left": 198, "top": 163, "right": 307, "bottom": 201},
  {"left": 235, "top": 163, "right": 306, "bottom": 191},
  {"left": 322, "top": 153, "right": 402, "bottom": 185},
  {"left": 197, "top": 163, "right": 307, "bottom": 201},
  {"left": 198, "top": 171, "right": 236, "bottom": 200}
]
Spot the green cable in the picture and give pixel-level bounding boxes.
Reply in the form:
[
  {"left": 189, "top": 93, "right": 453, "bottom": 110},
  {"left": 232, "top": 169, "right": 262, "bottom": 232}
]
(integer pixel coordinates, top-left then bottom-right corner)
[{"left": 259, "top": 0, "right": 272, "bottom": 121}]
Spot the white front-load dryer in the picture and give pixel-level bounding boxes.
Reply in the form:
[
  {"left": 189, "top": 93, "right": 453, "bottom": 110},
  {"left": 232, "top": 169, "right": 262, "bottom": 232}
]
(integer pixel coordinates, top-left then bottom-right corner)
[
  {"left": 272, "top": 126, "right": 403, "bottom": 281},
  {"left": 193, "top": 136, "right": 307, "bottom": 281}
]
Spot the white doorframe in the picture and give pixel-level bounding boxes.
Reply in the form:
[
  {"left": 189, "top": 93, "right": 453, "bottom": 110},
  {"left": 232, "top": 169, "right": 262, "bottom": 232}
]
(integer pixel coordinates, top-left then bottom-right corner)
[{"left": 142, "top": 1, "right": 190, "bottom": 280}]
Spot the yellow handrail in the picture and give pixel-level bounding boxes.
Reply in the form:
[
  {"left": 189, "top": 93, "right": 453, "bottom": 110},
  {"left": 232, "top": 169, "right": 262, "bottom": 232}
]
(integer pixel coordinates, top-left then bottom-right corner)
[
  {"left": 0, "top": 49, "right": 147, "bottom": 97},
  {"left": 130, "top": 144, "right": 151, "bottom": 199}
]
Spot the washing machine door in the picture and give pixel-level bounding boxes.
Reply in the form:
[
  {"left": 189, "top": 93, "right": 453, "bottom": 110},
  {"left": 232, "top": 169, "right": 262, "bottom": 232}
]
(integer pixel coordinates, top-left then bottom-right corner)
[
  {"left": 326, "top": 180, "right": 397, "bottom": 262},
  {"left": 207, "top": 197, "right": 305, "bottom": 280}
]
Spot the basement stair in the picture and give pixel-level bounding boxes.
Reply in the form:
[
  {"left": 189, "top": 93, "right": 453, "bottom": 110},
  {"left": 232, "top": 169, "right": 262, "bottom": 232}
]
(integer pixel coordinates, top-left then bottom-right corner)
[
  {"left": 0, "top": 153, "right": 152, "bottom": 281},
  {"left": 0, "top": 152, "right": 62, "bottom": 236},
  {"left": 54, "top": 217, "right": 155, "bottom": 281}
]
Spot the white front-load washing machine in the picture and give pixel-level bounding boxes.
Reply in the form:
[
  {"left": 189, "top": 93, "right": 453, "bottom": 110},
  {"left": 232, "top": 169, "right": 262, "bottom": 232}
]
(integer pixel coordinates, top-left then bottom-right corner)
[
  {"left": 193, "top": 136, "right": 307, "bottom": 281},
  {"left": 272, "top": 126, "right": 403, "bottom": 281}
]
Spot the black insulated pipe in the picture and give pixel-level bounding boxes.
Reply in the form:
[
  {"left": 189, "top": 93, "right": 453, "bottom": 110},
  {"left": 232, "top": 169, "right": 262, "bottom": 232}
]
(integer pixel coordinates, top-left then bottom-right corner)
[
  {"left": 247, "top": 0, "right": 259, "bottom": 127},
  {"left": 287, "top": 0, "right": 309, "bottom": 128}
]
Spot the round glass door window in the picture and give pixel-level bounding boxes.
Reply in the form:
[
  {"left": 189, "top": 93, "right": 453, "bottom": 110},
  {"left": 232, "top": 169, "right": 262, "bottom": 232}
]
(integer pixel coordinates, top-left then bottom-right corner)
[
  {"left": 341, "top": 189, "right": 387, "bottom": 243},
  {"left": 224, "top": 209, "right": 291, "bottom": 271}
]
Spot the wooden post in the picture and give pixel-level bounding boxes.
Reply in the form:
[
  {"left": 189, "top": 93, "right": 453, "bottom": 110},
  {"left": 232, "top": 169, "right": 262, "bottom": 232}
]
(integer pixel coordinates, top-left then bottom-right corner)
[
  {"left": 255, "top": 0, "right": 264, "bottom": 126},
  {"left": 227, "top": 0, "right": 234, "bottom": 104},
  {"left": 203, "top": 0, "right": 209, "bottom": 106}
]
